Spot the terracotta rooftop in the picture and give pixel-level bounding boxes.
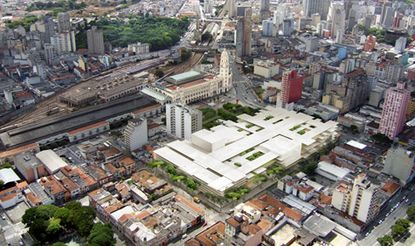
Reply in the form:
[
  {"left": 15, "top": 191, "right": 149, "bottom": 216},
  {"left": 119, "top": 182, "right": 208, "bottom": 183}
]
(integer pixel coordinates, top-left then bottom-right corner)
[
  {"left": 101, "top": 147, "right": 122, "bottom": 159},
  {"left": 118, "top": 156, "right": 135, "bottom": 167},
  {"left": 382, "top": 181, "right": 400, "bottom": 194},
  {"left": 0, "top": 143, "right": 39, "bottom": 159},
  {"left": 26, "top": 192, "right": 41, "bottom": 205},
  {"left": 175, "top": 194, "right": 205, "bottom": 216},
  {"left": 225, "top": 217, "right": 240, "bottom": 228},
  {"left": 193, "top": 221, "right": 225, "bottom": 246}
]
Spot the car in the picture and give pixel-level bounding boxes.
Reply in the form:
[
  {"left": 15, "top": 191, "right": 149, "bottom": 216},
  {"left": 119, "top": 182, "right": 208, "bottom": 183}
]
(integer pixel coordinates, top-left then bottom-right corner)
[
  {"left": 1, "top": 215, "right": 5, "bottom": 220},
  {"left": 379, "top": 220, "right": 383, "bottom": 224},
  {"left": 386, "top": 212, "right": 390, "bottom": 217},
  {"left": 182, "top": 234, "right": 188, "bottom": 239},
  {"left": 365, "top": 232, "right": 370, "bottom": 237},
  {"left": 406, "top": 199, "right": 410, "bottom": 203}
]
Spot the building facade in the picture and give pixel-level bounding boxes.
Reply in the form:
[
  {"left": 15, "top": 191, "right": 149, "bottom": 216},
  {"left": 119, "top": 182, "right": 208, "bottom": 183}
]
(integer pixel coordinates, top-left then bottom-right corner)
[
  {"left": 378, "top": 83, "right": 410, "bottom": 139},
  {"left": 123, "top": 118, "right": 148, "bottom": 151},
  {"left": 87, "top": 26, "right": 105, "bottom": 55},
  {"left": 166, "top": 104, "right": 202, "bottom": 140}
]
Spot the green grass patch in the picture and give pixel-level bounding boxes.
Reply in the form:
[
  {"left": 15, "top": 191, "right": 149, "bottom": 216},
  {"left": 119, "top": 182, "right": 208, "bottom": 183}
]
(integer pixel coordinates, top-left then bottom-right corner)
[
  {"left": 234, "top": 162, "right": 241, "bottom": 167},
  {"left": 289, "top": 125, "right": 301, "bottom": 131},
  {"left": 246, "top": 151, "right": 264, "bottom": 161}
]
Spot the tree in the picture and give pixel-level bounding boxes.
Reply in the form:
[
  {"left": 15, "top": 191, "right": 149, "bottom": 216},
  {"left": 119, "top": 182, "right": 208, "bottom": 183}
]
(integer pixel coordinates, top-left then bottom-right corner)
[
  {"left": 391, "top": 224, "right": 408, "bottom": 241},
  {"left": 377, "top": 235, "right": 393, "bottom": 246},
  {"left": 46, "top": 218, "right": 62, "bottom": 235},
  {"left": 0, "top": 179, "right": 3, "bottom": 189},
  {"left": 396, "top": 218, "right": 411, "bottom": 229},
  {"left": 87, "top": 223, "right": 115, "bottom": 246},
  {"left": 407, "top": 205, "right": 415, "bottom": 222},
  {"left": 54, "top": 207, "right": 70, "bottom": 227},
  {"left": 300, "top": 160, "right": 318, "bottom": 175}
]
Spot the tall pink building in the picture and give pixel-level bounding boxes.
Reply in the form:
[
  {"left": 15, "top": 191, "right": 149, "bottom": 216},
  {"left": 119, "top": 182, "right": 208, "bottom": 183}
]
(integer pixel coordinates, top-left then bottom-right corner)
[{"left": 379, "top": 83, "right": 410, "bottom": 139}]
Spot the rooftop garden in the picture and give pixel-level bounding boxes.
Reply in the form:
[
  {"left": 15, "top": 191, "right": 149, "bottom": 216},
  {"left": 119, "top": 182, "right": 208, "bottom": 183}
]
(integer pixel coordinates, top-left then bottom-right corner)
[
  {"left": 246, "top": 151, "right": 264, "bottom": 161},
  {"left": 239, "top": 148, "right": 255, "bottom": 156},
  {"left": 289, "top": 125, "right": 301, "bottom": 131},
  {"left": 264, "top": 115, "right": 274, "bottom": 121},
  {"left": 201, "top": 103, "right": 259, "bottom": 129},
  {"left": 148, "top": 160, "right": 199, "bottom": 190},
  {"left": 225, "top": 186, "right": 250, "bottom": 200}
]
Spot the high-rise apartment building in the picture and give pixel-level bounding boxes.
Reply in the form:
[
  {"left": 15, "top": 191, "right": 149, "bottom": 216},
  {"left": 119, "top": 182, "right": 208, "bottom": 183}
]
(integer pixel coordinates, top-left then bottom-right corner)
[
  {"left": 303, "top": 0, "right": 330, "bottom": 20},
  {"left": 166, "top": 104, "right": 202, "bottom": 140},
  {"left": 279, "top": 70, "right": 303, "bottom": 108},
  {"left": 332, "top": 173, "right": 381, "bottom": 223},
  {"left": 260, "top": 0, "right": 270, "bottom": 21},
  {"left": 87, "top": 26, "right": 105, "bottom": 55},
  {"left": 227, "top": 0, "right": 236, "bottom": 18},
  {"left": 328, "top": 2, "right": 345, "bottom": 42},
  {"left": 43, "top": 15, "right": 55, "bottom": 44},
  {"left": 124, "top": 118, "right": 148, "bottom": 151},
  {"left": 379, "top": 83, "right": 410, "bottom": 139},
  {"left": 50, "top": 31, "right": 76, "bottom": 54},
  {"left": 383, "top": 146, "right": 415, "bottom": 185},
  {"left": 262, "top": 19, "right": 274, "bottom": 37},
  {"left": 57, "top": 12, "right": 71, "bottom": 33},
  {"left": 44, "top": 43, "right": 57, "bottom": 65},
  {"left": 236, "top": 6, "right": 252, "bottom": 58},
  {"left": 363, "top": 35, "right": 376, "bottom": 52},
  {"left": 219, "top": 49, "right": 232, "bottom": 91}
]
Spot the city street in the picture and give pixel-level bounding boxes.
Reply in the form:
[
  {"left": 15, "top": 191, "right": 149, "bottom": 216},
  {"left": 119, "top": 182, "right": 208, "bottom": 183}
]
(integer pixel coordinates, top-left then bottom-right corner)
[
  {"left": 358, "top": 186, "right": 415, "bottom": 246},
  {"left": 231, "top": 61, "right": 264, "bottom": 109}
]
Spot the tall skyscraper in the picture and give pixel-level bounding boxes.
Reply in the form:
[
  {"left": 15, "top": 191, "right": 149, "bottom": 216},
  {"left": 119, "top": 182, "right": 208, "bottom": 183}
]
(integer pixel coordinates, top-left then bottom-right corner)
[
  {"left": 235, "top": 7, "right": 252, "bottom": 58},
  {"left": 262, "top": 19, "right": 274, "bottom": 36},
  {"left": 227, "top": 0, "right": 236, "bottom": 18},
  {"left": 57, "top": 12, "right": 71, "bottom": 33},
  {"left": 328, "top": 2, "right": 345, "bottom": 42},
  {"left": 166, "top": 104, "right": 202, "bottom": 140},
  {"left": 303, "top": 0, "right": 330, "bottom": 20},
  {"left": 204, "top": 0, "right": 212, "bottom": 15},
  {"left": 50, "top": 31, "right": 76, "bottom": 54},
  {"left": 394, "top": 37, "right": 407, "bottom": 53},
  {"left": 219, "top": 49, "right": 232, "bottom": 92},
  {"left": 43, "top": 15, "right": 55, "bottom": 44},
  {"left": 279, "top": 70, "right": 303, "bottom": 108},
  {"left": 379, "top": 83, "right": 410, "bottom": 139},
  {"left": 260, "top": 0, "right": 270, "bottom": 21},
  {"left": 44, "top": 43, "right": 57, "bottom": 65},
  {"left": 87, "top": 26, "right": 105, "bottom": 55}
]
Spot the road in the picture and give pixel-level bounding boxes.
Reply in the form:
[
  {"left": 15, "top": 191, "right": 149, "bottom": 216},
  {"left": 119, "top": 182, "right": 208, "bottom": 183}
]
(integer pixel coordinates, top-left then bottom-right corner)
[
  {"left": 230, "top": 60, "right": 264, "bottom": 109},
  {"left": 358, "top": 185, "right": 415, "bottom": 245}
]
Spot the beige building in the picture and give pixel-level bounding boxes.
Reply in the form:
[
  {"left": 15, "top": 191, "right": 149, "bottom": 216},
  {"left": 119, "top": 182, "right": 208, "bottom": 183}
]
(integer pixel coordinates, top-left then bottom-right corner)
[
  {"left": 383, "top": 146, "right": 415, "bottom": 185},
  {"left": 253, "top": 59, "right": 279, "bottom": 78},
  {"left": 331, "top": 173, "right": 383, "bottom": 223}
]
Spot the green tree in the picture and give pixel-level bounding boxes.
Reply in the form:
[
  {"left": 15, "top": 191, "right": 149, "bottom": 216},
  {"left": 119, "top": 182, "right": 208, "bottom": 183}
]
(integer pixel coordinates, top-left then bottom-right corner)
[
  {"left": 54, "top": 207, "right": 71, "bottom": 226},
  {"left": 396, "top": 218, "right": 411, "bottom": 229},
  {"left": 391, "top": 223, "right": 408, "bottom": 241},
  {"left": 0, "top": 179, "right": 3, "bottom": 189},
  {"left": 87, "top": 223, "right": 116, "bottom": 246},
  {"left": 46, "top": 218, "right": 62, "bottom": 235},
  {"left": 408, "top": 205, "right": 415, "bottom": 222},
  {"left": 377, "top": 235, "right": 393, "bottom": 246}
]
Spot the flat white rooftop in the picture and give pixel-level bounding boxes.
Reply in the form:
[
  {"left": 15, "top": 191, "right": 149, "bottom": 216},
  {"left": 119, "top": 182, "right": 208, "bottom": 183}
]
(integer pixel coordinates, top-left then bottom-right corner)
[{"left": 155, "top": 106, "right": 338, "bottom": 193}]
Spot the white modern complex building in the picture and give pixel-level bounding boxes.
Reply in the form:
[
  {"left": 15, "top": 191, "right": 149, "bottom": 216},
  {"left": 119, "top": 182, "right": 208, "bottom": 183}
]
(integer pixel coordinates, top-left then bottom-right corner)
[
  {"left": 154, "top": 107, "right": 338, "bottom": 196},
  {"left": 166, "top": 104, "right": 202, "bottom": 140}
]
